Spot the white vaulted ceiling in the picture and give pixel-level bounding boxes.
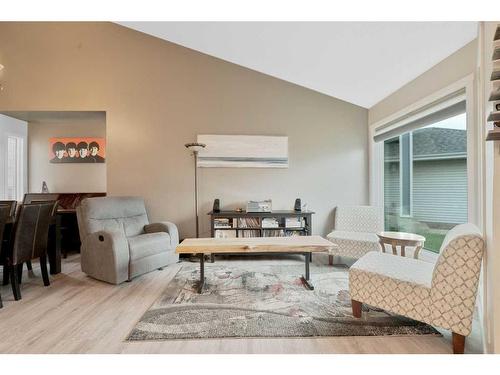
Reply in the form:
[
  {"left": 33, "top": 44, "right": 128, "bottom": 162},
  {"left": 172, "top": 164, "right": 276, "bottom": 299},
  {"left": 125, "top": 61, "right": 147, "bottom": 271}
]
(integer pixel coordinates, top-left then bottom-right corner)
[{"left": 118, "top": 22, "right": 477, "bottom": 108}]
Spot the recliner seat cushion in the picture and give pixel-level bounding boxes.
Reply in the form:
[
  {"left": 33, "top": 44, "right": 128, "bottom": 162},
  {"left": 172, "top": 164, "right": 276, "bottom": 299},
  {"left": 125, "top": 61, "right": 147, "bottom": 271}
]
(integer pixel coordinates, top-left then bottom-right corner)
[{"left": 128, "top": 232, "right": 171, "bottom": 261}]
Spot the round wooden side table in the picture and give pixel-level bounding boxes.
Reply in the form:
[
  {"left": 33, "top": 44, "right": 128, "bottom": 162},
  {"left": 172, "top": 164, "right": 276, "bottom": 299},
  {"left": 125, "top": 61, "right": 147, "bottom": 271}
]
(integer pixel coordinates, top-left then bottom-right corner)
[{"left": 377, "top": 231, "right": 426, "bottom": 259}]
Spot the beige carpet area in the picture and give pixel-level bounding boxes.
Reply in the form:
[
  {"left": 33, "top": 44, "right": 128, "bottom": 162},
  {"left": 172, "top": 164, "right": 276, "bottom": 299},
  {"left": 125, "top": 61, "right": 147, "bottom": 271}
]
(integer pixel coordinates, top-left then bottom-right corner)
[{"left": 128, "top": 257, "right": 440, "bottom": 340}]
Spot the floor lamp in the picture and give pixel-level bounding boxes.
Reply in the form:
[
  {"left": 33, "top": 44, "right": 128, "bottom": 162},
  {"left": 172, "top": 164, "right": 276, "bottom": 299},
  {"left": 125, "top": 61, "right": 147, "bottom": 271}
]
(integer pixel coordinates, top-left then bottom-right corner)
[{"left": 185, "top": 142, "right": 206, "bottom": 238}]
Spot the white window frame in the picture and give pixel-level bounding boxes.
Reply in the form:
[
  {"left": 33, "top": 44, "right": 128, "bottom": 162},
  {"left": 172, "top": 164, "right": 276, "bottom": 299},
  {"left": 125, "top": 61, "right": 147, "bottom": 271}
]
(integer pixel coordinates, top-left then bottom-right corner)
[
  {"left": 398, "top": 132, "right": 413, "bottom": 218},
  {"left": 369, "top": 74, "right": 481, "bottom": 232},
  {"left": 369, "top": 74, "right": 486, "bottom": 352},
  {"left": 0, "top": 114, "right": 28, "bottom": 201},
  {"left": 5, "top": 135, "right": 25, "bottom": 201}
]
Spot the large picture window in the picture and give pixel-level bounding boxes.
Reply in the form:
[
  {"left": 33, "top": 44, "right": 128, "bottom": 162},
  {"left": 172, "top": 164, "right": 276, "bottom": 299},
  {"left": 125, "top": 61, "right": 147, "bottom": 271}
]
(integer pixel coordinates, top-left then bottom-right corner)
[
  {"left": 383, "top": 112, "right": 467, "bottom": 253},
  {"left": 6, "top": 136, "right": 24, "bottom": 201},
  {"left": 0, "top": 114, "right": 27, "bottom": 201}
]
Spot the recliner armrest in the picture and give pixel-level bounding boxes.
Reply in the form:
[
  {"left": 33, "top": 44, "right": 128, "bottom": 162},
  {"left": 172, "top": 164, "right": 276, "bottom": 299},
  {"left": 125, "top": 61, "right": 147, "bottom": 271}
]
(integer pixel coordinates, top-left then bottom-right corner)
[
  {"left": 80, "top": 230, "right": 130, "bottom": 284},
  {"left": 85, "top": 230, "right": 128, "bottom": 247},
  {"left": 144, "top": 221, "right": 179, "bottom": 247}
]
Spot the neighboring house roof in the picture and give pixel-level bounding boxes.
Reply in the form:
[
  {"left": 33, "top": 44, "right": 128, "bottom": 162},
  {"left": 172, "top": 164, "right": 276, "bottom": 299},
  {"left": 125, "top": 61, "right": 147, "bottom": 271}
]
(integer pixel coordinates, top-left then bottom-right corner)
[{"left": 385, "top": 127, "right": 467, "bottom": 161}]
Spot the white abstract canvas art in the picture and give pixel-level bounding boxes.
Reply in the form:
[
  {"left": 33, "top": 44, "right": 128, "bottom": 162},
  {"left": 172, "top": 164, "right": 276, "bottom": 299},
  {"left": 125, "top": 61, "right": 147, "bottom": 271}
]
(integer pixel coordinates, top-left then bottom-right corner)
[{"left": 197, "top": 135, "right": 288, "bottom": 168}]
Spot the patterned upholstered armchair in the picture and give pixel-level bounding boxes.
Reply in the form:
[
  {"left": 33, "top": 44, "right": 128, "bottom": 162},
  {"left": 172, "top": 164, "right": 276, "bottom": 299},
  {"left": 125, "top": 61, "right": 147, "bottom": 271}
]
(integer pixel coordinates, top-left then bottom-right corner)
[
  {"left": 349, "top": 223, "right": 484, "bottom": 354},
  {"left": 327, "top": 205, "right": 383, "bottom": 264}
]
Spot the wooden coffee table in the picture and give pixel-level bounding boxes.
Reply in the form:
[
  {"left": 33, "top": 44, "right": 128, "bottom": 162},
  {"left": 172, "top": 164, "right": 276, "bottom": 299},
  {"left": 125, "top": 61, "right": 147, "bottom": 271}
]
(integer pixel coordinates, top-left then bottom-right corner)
[
  {"left": 176, "top": 236, "right": 334, "bottom": 293},
  {"left": 377, "top": 231, "right": 426, "bottom": 259}
]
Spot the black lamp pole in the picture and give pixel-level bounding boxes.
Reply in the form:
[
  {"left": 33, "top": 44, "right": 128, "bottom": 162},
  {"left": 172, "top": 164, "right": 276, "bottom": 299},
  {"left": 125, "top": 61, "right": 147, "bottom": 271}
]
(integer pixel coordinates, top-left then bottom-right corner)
[{"left": 185, "top": 142, "right": 206, "bottom": 238}]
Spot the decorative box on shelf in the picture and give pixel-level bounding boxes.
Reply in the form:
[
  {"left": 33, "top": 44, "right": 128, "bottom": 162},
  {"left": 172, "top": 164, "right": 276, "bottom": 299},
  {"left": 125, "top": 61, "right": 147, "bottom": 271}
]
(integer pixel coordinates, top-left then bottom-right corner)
[{"left": 246, "top": 199, "right": 272, "bottom": 213}]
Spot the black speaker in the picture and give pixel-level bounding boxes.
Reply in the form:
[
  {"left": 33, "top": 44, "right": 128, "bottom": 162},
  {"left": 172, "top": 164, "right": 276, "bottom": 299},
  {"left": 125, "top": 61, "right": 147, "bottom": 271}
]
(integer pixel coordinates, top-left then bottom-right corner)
[
  {"left": 213, "top": 199, "right": 220, "bottom": 212},
  {"left": 294, "top": 198, "right": 301, "bottom": 212}
]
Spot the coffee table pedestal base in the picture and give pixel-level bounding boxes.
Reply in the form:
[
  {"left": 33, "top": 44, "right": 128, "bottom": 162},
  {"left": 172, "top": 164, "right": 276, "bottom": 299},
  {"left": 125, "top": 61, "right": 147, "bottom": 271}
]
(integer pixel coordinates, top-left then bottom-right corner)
[{"left": 194, "top": 251, "right": 315, "bottom": 294}]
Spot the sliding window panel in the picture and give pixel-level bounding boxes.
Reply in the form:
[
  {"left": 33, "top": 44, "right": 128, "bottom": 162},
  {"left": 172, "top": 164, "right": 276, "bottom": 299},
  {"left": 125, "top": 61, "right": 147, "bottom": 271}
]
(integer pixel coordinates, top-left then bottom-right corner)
[{"left": 383, "top": 112, "right": 467, "bottom": 253}]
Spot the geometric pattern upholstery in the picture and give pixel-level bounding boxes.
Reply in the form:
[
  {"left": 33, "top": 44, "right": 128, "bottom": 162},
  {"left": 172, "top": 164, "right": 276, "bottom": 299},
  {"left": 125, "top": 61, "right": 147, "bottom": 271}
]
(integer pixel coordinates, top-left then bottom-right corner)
[
  {"left": 334, "top": 205, "right": 384, "bottom": 233},
  {"left": 327, "top": 206, "right": 383, "bottom": 259},
  {"left": 349, "top": 223, "right": 484, "bottom": 336},
  {"left": 327, "top": 230, "right": 381, "bottom": 259},
  {"left": 429, "top": 230, "right": 484, "bottom": 336}
]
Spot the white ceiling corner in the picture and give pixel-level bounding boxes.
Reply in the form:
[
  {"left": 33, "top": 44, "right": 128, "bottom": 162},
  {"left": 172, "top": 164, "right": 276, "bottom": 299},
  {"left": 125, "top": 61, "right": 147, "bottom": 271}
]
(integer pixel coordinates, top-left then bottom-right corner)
[{"left": 117, "top": 22, "right": 477, "bottom": 108}]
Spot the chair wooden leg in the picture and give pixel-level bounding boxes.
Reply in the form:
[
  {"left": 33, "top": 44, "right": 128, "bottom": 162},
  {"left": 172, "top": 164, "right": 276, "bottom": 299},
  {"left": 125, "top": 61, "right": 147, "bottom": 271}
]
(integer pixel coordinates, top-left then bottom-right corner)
[
  {"left": 26, "top": 261, "right": 33, "bottom": 271},
  {"left": 351, "top": 299, "right": 362, "bottom": 318},
  {"left": 40, "top": 255, "right": 50, "bottom": 287},
  {"left": 17, "top": 264, "right": 23, "bottom": 284},
  {"left": 452, "top": 332, "right": 465, "bottom": 354},
  {"left": 328, "top": 255, "right": 334, "bottom": 266},
  {"left": 2, "top": 264, "right": 9, "bottom": 285},
  {"left": 10, "top": 266, "right": 21, "bottom": 301},
  {"left": 0, "top": 292, "right": 3, "bottom": 308}
]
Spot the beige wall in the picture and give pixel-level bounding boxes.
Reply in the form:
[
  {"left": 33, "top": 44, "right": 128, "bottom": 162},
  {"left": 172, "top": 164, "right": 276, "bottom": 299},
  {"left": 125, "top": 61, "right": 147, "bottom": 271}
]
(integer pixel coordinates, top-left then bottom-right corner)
[
  {"left": 28, "top": 118, "right": 106, "bottom": 193},
  {"left": 0, "top": 22, "right": 368, "bottom": 238},
  {"left": 369, "top": 40, "right": 477, "bottom": 125}
]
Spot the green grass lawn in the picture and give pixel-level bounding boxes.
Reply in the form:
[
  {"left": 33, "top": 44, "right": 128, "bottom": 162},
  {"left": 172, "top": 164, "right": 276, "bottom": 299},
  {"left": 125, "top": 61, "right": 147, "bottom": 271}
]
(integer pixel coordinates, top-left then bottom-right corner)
[
  {"left": 385, "top": 214, "right": 448, "bottom": 254},
  {"left": 414, "top": 231, "right": 446, "bottom": 253}
]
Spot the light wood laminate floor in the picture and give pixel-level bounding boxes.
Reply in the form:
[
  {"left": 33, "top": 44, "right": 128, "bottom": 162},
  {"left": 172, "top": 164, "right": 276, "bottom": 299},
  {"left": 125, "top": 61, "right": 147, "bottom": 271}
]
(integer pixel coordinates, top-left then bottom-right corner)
[{"left": 0, "top": 254, "right": 482, "bottom": 354}]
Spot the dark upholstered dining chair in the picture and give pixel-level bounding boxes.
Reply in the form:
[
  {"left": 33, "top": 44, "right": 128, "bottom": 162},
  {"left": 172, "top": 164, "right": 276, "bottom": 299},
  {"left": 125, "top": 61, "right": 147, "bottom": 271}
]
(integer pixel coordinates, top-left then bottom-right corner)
[
  {"left": 22, "top": 195, "right": 59, "bottom": 271},
  {"left": 0, "top": 205, "right": 11, "bottom": 308},
  {"left": 1, "top": 202, "right": 17, "bottom": 286},
  {"left": 1, "top": 200, "right": 35, "bottom": 280},
  {"left": 23, "top": 193, "right": 59, "bottom": 206},
  {"left": 3, "top": 202, "right": 56, "bottom": 301},
  {"left": 0, "top": 200, "right": 18, "bottom": 218}
]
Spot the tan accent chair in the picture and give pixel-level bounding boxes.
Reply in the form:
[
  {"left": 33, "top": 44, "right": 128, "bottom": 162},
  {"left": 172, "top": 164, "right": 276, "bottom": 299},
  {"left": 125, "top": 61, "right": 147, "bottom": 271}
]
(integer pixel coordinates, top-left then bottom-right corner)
[
  {"left": 349, "top": 223, "right": 484, "bottom": 354},
  {"left": 76, "top": 196, "right": 179, "bottom": 284},
  {"left": 327, "top": 205, "right": 383, "bottom": 263}
]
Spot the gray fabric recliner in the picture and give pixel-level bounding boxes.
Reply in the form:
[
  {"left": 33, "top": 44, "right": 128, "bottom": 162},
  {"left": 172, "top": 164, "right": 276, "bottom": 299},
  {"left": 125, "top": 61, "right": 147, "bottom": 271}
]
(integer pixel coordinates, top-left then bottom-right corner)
[{"left": 76, "top": 196, "right": 179, "bottom": 284}]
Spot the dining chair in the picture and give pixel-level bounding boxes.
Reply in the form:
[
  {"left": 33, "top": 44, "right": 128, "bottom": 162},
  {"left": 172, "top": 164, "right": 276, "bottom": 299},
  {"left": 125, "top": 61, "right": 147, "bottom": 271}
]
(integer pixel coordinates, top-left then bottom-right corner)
[
  {"left": 23, "top": 195, "right": 60, "bottom": 272},
  {"left": 5, "top": 202, "right": 56, "bottom": 301},
  {"left": 0, "top": 205, "right": 11, "bottom": 308},
  {"left": 1, "top": 200, "right": 18, "bottom": 277},
  {"left": 0, "top": 199, "right": 39, "bottom": 277},
  {"left": 23, "top": 193, "right": 60, "bottom": 205},
  {"left": 0, "top": 200, "right": 17, "bottom": 217}
]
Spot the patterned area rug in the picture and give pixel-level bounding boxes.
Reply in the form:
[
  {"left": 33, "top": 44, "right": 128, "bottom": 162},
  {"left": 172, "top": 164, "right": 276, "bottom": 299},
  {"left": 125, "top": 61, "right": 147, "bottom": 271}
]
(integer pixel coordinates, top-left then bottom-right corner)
[{"left": 127, "top": 258, "right": 440, "bottom": 340}]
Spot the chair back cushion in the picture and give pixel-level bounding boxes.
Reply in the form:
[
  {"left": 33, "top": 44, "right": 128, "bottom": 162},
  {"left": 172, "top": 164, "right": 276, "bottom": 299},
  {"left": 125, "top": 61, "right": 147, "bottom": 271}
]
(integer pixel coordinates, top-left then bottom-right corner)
[
  {"left": 23, "top": 193, "right": 60, "bottom": 204},
  {"left": 430, "top": 223, "right": 484, "bottom": 336},
  {"left": 0, "top": 200, "right": 17, "bottom": 217},
  {"left": 78, "top": 196, "right": 149, "bottom": 238},
  {"left": 0, "top": 205, "right": 11, "bottom": 252},
  {"left": 334, "top": 205, "right": 383, "bottom": 233},
  {"left": 12, "top": 202, "right": 55, "bottom": 264}
]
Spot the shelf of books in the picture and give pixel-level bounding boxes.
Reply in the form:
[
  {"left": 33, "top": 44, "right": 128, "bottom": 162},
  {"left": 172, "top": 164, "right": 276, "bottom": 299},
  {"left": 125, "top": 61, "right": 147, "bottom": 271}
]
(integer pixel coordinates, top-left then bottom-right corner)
[{"left": 210, "top": 210, "right": 314, "bottom": 239}]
